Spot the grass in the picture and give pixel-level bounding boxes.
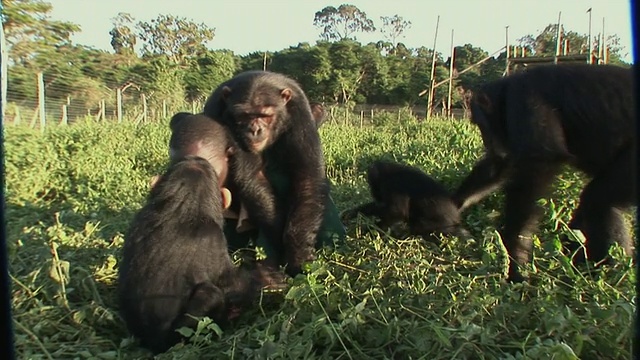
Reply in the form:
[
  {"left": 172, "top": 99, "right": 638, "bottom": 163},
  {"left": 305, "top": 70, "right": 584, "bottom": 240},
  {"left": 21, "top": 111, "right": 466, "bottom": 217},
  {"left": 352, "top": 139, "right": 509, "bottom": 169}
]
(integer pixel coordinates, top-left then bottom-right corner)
[{"left": 5, "top": 115, "right": 635, "bottom": 359}]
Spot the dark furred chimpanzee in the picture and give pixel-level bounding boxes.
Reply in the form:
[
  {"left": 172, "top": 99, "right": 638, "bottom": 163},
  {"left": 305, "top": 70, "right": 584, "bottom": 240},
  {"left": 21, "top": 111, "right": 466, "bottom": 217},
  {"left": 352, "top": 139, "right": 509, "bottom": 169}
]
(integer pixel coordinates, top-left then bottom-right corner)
[
  {"left": 310, "top": 102, "right": 327, "bottom": 128},
  {"left": 204, "top": 71, "right": 329, "bottom": 277},
  {"left": 453, "top": 63, "right": 636, "bottom": 283},
  {"left": 118, "top": 156, "right": 257, "bottom": 354},
  {"left": 341, "top": 160, "right": 470, "bottom": 241},
  {"left": 165, "top": 112, "right": 282, "bottom": 246}
]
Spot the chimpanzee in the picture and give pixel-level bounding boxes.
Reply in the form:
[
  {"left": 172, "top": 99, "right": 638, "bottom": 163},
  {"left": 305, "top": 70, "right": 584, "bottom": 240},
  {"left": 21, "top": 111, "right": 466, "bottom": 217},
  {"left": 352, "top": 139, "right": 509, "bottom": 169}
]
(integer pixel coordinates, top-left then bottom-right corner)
[
  {"left": 310, "top": 101, "right": 327, "bottom": 128},
  {"left": 118, "top": 155, "right": 257, "bottom": 354},
  {"left": 453, "top": 63, "right": 636, "bottom": 283},
  {"left": 204, "top": 71, "right": 330, "bottom": 277},
  {"left": 341, "top": 160, "right": 470, "bottom": 242},
  {"left": 166, "top": 112, "right": 282, "bottom": 248}
]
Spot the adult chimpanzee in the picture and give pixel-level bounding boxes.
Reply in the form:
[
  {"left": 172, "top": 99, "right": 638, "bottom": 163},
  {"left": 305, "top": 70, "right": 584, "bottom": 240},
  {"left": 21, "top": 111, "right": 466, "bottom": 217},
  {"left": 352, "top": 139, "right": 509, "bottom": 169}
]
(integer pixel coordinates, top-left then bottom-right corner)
[
  {"left": 118, "top": 156, "right": 257, "bottom": 354},
  {"left": 453, "top": 63, "right": 636, "bottom": 283},
  {"left": 309, "top": 102, "right": 327, "bottom": 128},
  {"left": 341, "top": 160, "right": 470, "bottom": 242},
  {"left": 204, "top": 71, "right": 332, "bottom": 277}
]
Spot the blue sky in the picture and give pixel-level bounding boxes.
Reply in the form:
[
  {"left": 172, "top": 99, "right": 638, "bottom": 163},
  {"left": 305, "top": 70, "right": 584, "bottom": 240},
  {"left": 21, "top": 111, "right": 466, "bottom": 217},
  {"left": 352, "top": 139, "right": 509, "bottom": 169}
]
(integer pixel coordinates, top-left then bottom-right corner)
[{"left": 47, "top": 0, "right": 634, "bottom": 62}]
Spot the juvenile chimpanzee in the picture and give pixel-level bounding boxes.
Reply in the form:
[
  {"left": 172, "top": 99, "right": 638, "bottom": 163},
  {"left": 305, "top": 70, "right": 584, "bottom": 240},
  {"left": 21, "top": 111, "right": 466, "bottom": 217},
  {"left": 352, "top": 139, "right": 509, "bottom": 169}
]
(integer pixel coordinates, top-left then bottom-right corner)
[
  {"left": 341, "top": 160, "right": 470, "bottom": 242},
  {"left": 118, "top": 156, "right": 257, "bottom": 354},
  {"left": 165, "top": 112, "right": 281, "bottom": 245},
  {"left": 453, "top": 63, "right": 636, "bottom": 283},
  {"left": 204, "top": 71, "right": 330, "bottom": 277}
]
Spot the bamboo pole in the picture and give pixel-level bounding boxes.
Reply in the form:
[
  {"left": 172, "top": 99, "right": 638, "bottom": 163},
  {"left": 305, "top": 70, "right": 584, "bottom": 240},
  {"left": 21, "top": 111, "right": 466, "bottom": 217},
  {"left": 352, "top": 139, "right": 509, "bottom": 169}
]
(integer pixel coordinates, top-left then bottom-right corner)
[{"left": 426, "top": 15, "right": 440, "bottom": 121}]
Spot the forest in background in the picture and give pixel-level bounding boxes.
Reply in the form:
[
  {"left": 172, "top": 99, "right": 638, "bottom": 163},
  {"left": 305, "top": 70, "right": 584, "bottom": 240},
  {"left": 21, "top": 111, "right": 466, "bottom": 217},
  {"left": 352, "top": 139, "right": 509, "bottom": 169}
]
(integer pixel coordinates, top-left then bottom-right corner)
[{"left": 1, "top": 0, "right": 631, "bottom": 124}]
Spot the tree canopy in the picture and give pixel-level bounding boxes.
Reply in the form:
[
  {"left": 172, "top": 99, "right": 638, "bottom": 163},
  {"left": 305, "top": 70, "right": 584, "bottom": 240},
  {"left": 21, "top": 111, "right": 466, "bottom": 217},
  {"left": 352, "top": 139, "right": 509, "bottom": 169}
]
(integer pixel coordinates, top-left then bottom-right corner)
[{"left": 2, "top": 0, "right": 632, "bottom": 117}]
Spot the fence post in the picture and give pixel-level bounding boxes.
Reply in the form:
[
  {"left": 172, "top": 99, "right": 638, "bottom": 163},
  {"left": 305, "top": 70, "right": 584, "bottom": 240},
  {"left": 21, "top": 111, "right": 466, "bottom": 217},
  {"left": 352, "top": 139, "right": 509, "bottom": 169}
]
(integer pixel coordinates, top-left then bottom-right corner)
[
  {"left": 37, "top": 72, "right": 45, "bottom": 131},
  {"left": 61, "top": 105, "right": 67, "bottom": 125},
  {"left": 141, "top": 93, "right": 147, "bottom": 123},
  {"left": 100, "top": 99, "right": 105, "bottom": 121},
  {"left": 162, "top": 100, "right": 167, "bottom": 119},
  {"left": 14, "top": 106, "right": 20, "bottom": 125},
  {"left": 116, "top": 88, "right": 123, "bottom": 123}
]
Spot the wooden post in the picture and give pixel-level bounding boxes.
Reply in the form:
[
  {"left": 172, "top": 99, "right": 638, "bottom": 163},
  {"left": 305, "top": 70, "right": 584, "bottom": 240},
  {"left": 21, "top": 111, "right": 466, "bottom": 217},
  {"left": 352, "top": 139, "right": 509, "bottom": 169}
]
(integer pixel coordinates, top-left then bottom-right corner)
[
  {"left": 141, "top": 93, "right": 147, "bottom": 123},
  {"left": 599, "top": 17, "right": 605, "bottom": 64},
  {"left": 37, "top": 72, "right": 45, "bottom": 131},
  {"left": 116, "top": 88, "right": 123, "bottom": 123},
  {"left": 587, "top": 8, "right": 593, "bottom": 64},
  {"left": 360, "top": 110, "right": 363, "bottom": 128},
  {"left": 162, "top": 100, "right": 167, "bottom": 119},
  {"left": 554, "top": 12, "right": 562, "bottom": 64},
  {"left": 263, "top": 52, "right": 267, "bottom": 71},
  {"left": 426, "top": 15, "right": 440, "bottom": 121},
  {"left": 191, "top": 100, "right": 196, "bottom": 114},
  {"left": 563, "top": 39, "right": 569, "bottom": 55},
  {"left": 504, "top": 26, "right": 510, "bottom": 75},
  {"left": 447, "top": 29, "right": 455, "bottom": 118},
  {"left": 370, "top": 108, "right": 374, "bottom": 122},
  {"left": 14, "top": 106, "right": 20, "bottom": 125},
  {"left": 100, "top": 99, "right": 105, "bottom": 121},
  {"left": 61, "top": 105, "right": 67, "bottom": 125}
]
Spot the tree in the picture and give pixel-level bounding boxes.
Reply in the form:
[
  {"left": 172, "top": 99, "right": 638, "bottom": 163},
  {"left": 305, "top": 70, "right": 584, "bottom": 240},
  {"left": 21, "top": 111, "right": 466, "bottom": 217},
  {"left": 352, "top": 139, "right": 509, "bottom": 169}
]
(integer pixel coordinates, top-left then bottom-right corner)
[
  {"left": 2, "top": 0, "right": 80, "bottom": 64},
  {"left": 313, "top": 4, "right": 375, "bottom": 42},
  {"left": 109, "top": 12, "right": 137, "bottom": 56},
  {"left": 269, "top": 43, "right": 332, "bottom": 101},
  {"left": 517, "top": 24, "right": 628, "bottom": 65},
  {"left": 379, "top": 15, "right": 411, "bottom": 49},
  {"left": 183, "top": 50, "right": 236, "bottom": 102},
  {"left": 136, "top": 14, "right": 215, "bottom": 64}
]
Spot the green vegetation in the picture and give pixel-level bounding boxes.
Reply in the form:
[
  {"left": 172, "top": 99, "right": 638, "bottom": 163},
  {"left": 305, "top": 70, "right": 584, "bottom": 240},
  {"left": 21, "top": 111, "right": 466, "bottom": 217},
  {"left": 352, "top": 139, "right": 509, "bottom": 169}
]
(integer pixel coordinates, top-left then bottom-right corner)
[
  {"left": 4, "top": 0, "right": 630, "bottom": 127},
  {"left": 6, "top": 116, "right": 634, "bottom": 359}
]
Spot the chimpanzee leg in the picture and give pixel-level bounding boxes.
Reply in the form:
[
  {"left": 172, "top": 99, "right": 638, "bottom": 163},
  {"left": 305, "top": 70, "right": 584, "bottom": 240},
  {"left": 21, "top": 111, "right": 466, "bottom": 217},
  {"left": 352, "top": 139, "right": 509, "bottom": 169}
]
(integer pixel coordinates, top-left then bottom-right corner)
[
  {"left": 453, "top": 155, "right": 512, "bottom": 211},
  {"left": 172, "top": 282, "right": 226, "bottom": 330},
  {"left": 501, "top": 161, "right": 561, "bottom": 282},
  {"left": 568, "top": 148, "right": 635, "bottom": 264}
]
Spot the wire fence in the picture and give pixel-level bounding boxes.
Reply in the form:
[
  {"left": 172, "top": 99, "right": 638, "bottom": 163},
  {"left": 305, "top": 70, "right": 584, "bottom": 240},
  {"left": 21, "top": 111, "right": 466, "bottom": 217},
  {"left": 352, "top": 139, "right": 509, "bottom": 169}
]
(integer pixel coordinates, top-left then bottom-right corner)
[{"left": 4, "top": 70, "right": 469, "bottom": 131}]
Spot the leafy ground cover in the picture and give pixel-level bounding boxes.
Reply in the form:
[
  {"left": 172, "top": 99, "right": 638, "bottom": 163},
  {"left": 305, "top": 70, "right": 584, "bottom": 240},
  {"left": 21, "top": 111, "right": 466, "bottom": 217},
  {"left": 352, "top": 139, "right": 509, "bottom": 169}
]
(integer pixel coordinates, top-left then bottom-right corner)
[{"left": 5, "top": 116, "right": 635, "bottom": 359}]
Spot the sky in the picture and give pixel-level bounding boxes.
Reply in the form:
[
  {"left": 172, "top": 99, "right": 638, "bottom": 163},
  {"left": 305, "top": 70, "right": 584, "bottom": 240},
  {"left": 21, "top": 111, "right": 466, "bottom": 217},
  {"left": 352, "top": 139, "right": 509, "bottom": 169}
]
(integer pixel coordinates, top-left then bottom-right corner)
[{"left": 46, "top": 0, "right": 635, "bottom": 63}]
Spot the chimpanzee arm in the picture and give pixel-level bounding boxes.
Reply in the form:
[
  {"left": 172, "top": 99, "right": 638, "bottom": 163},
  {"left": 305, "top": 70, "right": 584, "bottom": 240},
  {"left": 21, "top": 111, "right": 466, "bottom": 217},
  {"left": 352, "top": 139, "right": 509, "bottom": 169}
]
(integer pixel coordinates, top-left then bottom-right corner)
[
  {"left": 341, "top": 202, "right": 386, "bottom": 220},
  {"left": 230, "top": 153, "right": 283, "bottom": 241},
  {"left": 281, "top": 141, "right": 328, "bottom": 276},
  {"left": 453, "top": 154, "right": 511, "bottom": 211}
]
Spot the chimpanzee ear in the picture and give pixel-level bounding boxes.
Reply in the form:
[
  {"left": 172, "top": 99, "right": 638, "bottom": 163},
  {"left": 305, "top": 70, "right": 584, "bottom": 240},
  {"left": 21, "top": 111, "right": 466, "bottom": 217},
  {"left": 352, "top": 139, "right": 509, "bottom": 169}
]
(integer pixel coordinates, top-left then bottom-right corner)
[
  {"left": 220, "top": 187, "right": 232, "bottom": 209},
  {"left": 474, "top": 91, "right": 493, "bottom": 113},
  {"left": 281, "top": 88, "right": 292, "bottom": 104},
  {"left": 221, "top": 86, "right": 232, "bottom": 101},
  {"left": 225, "top": 145, "right": 236, "bottom": 157},
  {"left": 149, "top": 175, "right": 161, "bottom": 189}
]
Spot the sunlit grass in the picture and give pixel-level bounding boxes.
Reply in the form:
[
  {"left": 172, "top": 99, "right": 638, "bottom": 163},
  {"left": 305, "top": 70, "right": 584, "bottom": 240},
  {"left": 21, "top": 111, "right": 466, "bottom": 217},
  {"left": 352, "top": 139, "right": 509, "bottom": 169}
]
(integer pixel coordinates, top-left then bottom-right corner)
[{"left": 5, "top": 116, "right": 635, "bottom": 359}]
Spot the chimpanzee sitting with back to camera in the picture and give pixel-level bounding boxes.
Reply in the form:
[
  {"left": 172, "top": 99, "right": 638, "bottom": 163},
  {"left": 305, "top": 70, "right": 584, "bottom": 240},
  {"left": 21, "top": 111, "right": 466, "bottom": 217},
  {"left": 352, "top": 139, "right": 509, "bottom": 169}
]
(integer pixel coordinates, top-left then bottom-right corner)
[
  {"left": 452, "top": 63, "right": 636, "bottom": 283},
  {"left": 118, "top": 155, "right": 258, "bottom": 354},
  {"left": 341, "top": 160, "right": 470, "bottom": 242}
]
